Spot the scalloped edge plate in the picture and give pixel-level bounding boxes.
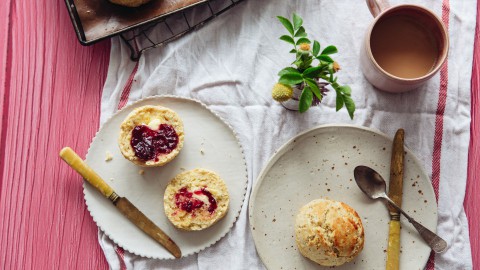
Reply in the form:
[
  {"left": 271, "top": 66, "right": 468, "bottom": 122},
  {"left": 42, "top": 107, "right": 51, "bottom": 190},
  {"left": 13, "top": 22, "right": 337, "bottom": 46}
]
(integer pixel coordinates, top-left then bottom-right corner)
[
  {"left": 84, "top": 95, "right": 247, "bottom": 259},
  {"left": 249, "top": 124, "right": 437, "bottom": 269}
]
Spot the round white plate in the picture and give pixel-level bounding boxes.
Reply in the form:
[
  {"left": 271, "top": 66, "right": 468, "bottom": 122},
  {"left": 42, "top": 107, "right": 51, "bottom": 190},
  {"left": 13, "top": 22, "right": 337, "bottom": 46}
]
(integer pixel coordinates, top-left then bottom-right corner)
[
  {"left": 85, "top": 96, "right": 247, "bottom": 259},
  {"left": 249, "top": 124, "right": 437, "bottom": 270}
]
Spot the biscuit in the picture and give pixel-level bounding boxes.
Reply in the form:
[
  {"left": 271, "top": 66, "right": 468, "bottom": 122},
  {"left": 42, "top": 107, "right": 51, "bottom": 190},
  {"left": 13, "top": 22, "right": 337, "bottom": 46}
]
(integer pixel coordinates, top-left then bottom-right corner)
[
  {"left": 295, "top": 198, "right": 364, "bottom": 266},
  {"left": 109, "top": 0, "right": 151, "bottom": 7},
  {"left": 164, "top": 169, "right": 229, "bottom": 231},
  {"left": 118, "top": 105, "right": 184, "bottom": 167}
]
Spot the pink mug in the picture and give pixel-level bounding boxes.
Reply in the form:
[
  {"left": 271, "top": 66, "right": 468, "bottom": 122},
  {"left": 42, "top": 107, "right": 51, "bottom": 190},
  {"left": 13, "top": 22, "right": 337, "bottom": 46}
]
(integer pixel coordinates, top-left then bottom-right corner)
[{"left": 360, "top": 0, "right": 449, "bottom": 93}]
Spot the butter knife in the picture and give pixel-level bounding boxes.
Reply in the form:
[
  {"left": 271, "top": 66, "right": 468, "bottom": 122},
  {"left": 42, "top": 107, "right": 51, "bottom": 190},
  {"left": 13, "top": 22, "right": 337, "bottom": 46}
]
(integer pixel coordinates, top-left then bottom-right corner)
[
  {"left": 386, "top": 129, "right": 404, "bottom": 270},
  {"left": 59, "top": 147, "right": 182, "bottom": 258}
]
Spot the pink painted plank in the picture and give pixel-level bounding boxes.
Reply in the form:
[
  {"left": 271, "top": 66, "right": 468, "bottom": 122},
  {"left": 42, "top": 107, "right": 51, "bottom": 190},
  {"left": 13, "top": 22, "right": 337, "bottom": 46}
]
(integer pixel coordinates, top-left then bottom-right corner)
[
  {"left": 0, "top": 0, "right": 110, "bottom": 269},
  {"left": 465, "top": 0, "right": 480, "bottom": 266},
  {"left": 0, "top": 0, "right": 12, "bottom": 162}
]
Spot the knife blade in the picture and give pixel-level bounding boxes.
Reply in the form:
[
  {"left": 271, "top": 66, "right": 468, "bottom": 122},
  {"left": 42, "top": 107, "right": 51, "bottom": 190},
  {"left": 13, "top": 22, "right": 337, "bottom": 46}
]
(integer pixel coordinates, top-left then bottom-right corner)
[
  {"left": 59, "top": 147, "right": 181, "bottom": 259},
  {"left": 385, "top": 129, "right": 405, "bottom": 270}
]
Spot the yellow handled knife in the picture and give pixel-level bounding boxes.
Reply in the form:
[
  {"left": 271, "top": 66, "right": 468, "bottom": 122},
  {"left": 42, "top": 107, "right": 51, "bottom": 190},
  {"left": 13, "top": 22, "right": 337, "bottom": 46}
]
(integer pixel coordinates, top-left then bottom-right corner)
[
  {"left": 59, "top": 147, "right": 181, "bottom": 258},
  {"left": 386, "top": 129, "right": 404, "bottom": 270}
]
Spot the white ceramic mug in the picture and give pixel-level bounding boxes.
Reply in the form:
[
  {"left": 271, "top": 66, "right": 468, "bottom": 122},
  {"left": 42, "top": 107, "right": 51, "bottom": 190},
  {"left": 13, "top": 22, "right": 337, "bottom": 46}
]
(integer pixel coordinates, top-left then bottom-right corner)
[{"left": 360, "top": 0, "right": 449, "bottom": 93}]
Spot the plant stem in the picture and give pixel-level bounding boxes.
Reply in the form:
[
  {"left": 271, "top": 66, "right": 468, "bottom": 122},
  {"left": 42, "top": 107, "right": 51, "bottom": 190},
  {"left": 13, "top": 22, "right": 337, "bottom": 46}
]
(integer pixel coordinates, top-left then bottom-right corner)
[{"left": 319, "top": 74, "right": 339, "bottom": 89}]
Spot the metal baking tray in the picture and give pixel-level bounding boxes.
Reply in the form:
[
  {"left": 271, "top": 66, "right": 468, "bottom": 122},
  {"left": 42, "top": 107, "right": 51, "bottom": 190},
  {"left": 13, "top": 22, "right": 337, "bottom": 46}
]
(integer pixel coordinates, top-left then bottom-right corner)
[
  {"left": 64, "top": 0, "right": 243, "bottom": 60},
  {"left": 64, "top": 0, "right": 209, "bottom": 45}
]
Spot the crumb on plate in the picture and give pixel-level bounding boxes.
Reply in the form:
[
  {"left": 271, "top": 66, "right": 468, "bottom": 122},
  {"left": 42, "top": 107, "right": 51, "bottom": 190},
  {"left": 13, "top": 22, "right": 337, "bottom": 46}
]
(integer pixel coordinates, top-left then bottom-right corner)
[{"left": 105, "top": 151, "right": 113, "bottom": 162}]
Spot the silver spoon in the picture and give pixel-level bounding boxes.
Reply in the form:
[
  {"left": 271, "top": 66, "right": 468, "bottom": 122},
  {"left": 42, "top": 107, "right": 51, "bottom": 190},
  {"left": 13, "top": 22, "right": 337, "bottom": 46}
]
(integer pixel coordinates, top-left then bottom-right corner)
[{"left": 353, "top": 165, "right": 448, "bottom": 253}]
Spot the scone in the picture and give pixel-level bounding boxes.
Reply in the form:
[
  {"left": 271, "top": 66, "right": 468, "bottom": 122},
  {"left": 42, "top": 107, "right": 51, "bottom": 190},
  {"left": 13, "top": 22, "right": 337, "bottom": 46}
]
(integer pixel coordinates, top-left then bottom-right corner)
[
  {"left": 118, "top": 105, "right": 184, "bottom": 167},
  {"left": 295, "top": 199, "right": 364, "bottom": 266},
  {"left": 109, "top": 0, "right": 151, "bottom": 8},
  {"left": 164, "top": 169, "right": 229, "bottom": 231}
]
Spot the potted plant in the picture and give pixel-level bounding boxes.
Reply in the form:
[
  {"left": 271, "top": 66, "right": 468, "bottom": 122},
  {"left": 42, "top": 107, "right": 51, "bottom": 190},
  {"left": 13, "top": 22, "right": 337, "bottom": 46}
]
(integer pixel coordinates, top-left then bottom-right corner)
[{"left": 271, "top": 13, "right": 355, "bottom": 119}]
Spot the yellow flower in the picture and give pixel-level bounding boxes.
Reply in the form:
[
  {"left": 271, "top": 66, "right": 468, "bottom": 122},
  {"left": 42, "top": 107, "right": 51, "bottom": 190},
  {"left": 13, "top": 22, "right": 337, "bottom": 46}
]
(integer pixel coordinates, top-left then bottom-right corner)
[
  {"left": 333, "top": 61, "right": 341, "bottom": 72},
  {"left": 298, "top": 43, "right": 311, "bottom": 51},
  {"left": 272, "top": 83, "right": 293, "bottom": 102}
]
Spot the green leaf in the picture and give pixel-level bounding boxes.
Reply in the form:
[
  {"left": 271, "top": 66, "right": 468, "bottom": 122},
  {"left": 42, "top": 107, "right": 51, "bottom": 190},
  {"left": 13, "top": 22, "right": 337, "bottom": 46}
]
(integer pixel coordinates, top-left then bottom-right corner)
[
  {"left": 277, "top": 16, "right": 294, "bottom": 35},
  {"left": 279, "top": 73, "right": 304, "bottom": 85},
  {"left": 305, "top": 79, "right": 322, "bottom": 100},
  {"left": 344, "top": 96, "right": 356, "bottom": 120},
  {"left": 278, "top": 67, "right": 301, "bottom": 76},
  {"left": 312, "top": 41, "right": 320, "bottom": 56},
  {"left": 292, "top": 59, "right": 303, "bottom": 68},
  {"left": 317, "top": 55, "right": 334, "bottom": 63},
  {"left": 318, "top": 60, "right": 329, "bottom": 66},
  {"left": 321, "top": 45, "right": 338, "bottom": 55},
  {"left": 305, "top": 58, "right": 313, "bottom": 68},
  {"left": 298, "top": 58, "right": 313, "bottom": 71},
  {"left": 338, "top": 85, "right": 352, "bottom": 96},
  {"left": 327, "top": 63, "right": 335, "bottom": 76},
  {"left": 296, "top": 37, "right": 311, "bottom": 45},
  {"left": 280, "top": 35, "right": 295, "bottom": 45},
  {"left": 336, "top": 95, "right": 344, "bottom": 111},
  {"left": 299, "top": 86, "right": 313, "bottom": 113},
  {"left": 293, "top": 13, "right": 303, "bottom": 30},
  {"left": 294, "top": 26, "right": 307, "bottom": 37},
  {"left": 302, "top": 66, "right": 323, "bottom": 78},
  {"left": 289, "top": 49, "right": 297, "bottom": 54}
]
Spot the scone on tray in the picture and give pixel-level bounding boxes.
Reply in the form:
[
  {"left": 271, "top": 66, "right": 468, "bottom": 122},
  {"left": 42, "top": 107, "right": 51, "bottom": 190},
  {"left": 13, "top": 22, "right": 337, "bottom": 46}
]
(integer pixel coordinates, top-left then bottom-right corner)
[
  {"left": 118, "top": 105, "right": 184, "bottom": 167},
  {"left": 164, "top": 169, "right": 229, "bottom": 231},
  {"left": 295, "top": 198, "right": 364, "bottom": 266},
  {"left": 108, "top": 0, "right": 152, "bottom": 8}
]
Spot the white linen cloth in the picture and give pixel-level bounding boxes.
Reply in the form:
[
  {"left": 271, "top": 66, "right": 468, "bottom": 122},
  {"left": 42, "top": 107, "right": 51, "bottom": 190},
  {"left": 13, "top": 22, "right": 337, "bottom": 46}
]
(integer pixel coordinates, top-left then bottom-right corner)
[{"left": 98, "top": 0, "right": 476, "bottom": 269}]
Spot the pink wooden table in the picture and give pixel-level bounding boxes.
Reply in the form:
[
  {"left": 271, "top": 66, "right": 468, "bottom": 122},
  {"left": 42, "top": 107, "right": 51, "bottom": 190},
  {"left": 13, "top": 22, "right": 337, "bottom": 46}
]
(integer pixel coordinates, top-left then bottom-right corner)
[{"left": 0, "top": 0, "right": 478, "bottom": 269}]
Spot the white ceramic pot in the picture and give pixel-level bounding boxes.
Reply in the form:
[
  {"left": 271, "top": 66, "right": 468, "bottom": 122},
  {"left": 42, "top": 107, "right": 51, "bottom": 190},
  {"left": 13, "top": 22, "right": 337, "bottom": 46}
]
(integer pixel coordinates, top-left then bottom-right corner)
[{"left": 280, "top": 85, "right": 302, "bottom": 111}]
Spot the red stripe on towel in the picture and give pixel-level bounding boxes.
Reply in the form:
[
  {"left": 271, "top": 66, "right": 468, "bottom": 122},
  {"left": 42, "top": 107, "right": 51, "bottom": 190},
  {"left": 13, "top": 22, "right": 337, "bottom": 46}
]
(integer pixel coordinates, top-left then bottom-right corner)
[
  {"left": 114, "top": 52, "right": 140, "bottom": 270},
  {"left": 115, "top": 246, "right": 127, "bottom": 270},
  {"left": 427, "top": 1, "right": 450, "bottom": 269},
  {"left": 117, "top": 61, "right": 139, "bottom": 110}
]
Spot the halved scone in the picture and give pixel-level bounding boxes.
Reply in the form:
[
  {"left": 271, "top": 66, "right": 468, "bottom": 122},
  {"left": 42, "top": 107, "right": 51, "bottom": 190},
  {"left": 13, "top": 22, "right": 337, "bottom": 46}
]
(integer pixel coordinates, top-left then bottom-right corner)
[
  {"left": 164, "top": 169, "right": 229, "bottom": 231},
  {"left": 118, "top": 105, "right": 184, "bottom": 167}
]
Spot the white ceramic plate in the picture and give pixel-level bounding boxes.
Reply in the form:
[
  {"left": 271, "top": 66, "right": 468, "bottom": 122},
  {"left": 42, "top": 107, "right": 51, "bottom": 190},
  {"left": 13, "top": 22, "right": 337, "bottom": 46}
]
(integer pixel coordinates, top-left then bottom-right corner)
[
  {"left": 249, "top": 124, "right": 437, "bottom": 270},
  {"left": 84, "top": 96, "right": 247, "bottom": 259}
]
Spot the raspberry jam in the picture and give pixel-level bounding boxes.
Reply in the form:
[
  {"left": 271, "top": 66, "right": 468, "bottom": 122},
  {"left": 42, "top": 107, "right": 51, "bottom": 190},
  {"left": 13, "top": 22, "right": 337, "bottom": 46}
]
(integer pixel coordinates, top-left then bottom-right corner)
[
  {"left": 130, "top": 124, "right": 178, "bottom": 161},
  {"left": 175, "top": 187, "right": 218, "bottom": 214}
]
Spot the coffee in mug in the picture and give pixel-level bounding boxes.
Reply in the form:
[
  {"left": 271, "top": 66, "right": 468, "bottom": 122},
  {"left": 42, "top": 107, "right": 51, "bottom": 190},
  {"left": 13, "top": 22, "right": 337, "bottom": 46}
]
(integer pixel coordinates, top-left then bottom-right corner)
[
  {"left": 370, "top": 14, "right": 439, "bottom": 79},
  {"left": 360, "top": 0, "right": 448, "bottom": 93}
]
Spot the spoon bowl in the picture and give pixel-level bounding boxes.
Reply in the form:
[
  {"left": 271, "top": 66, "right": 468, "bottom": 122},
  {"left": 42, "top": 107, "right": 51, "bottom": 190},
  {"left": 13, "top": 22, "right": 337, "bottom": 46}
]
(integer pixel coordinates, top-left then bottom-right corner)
[{"left": 353, "top": 165, "right": 388, "bottom": 199}]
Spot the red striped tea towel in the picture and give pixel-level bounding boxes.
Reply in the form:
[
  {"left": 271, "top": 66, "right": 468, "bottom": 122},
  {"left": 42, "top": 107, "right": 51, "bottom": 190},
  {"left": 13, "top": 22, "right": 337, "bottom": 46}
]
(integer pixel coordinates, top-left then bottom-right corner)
[{"left": 98, "top": 0, "right": 476, "bottom": 269}]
